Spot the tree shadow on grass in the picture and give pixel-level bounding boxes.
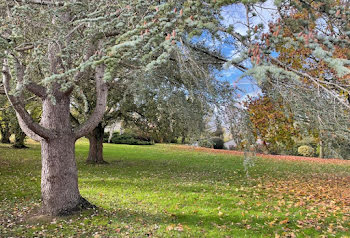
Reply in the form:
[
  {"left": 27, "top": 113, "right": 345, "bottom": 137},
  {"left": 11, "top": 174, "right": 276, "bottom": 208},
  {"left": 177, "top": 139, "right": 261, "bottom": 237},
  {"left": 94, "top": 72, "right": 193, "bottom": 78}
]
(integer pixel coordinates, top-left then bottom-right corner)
[
  {"left": 78, "top": 156, "right": 249, "bottom": 186},
  {"left": 78, "top": 178, "right": 284, "bottom": 235},
  {"left": 77, "top": 203, "right": 285, "bottom": 237}
]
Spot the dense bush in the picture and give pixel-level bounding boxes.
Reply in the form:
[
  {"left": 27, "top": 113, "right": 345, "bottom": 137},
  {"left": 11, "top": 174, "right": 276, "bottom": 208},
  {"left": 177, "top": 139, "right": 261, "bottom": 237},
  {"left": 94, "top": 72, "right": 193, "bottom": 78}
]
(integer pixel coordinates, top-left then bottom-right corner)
[
  {"left": 198, "top": 139, "right": 213, "bottom": 148},
  {"left": 297, "top": 145, "right": 314, "bottom": 157},
  {"left": 105, "top": 132, "right": 153, "bottom": 145},
  {"left": 103, "top": 133, "right": 110, "bottom": 143},
  {"left": 212, "top": 137, "right": 224, "bottom": 149},
  {"left": 198, "top": 138, "right": 224, "bottom": 149}
]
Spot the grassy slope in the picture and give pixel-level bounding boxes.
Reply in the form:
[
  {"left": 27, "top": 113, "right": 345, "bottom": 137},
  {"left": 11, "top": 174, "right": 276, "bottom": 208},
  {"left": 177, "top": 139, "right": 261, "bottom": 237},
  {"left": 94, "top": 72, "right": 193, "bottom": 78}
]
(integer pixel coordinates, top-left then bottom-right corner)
[{"left": 1, "top": 139, "right": 350, "bottom": 237}]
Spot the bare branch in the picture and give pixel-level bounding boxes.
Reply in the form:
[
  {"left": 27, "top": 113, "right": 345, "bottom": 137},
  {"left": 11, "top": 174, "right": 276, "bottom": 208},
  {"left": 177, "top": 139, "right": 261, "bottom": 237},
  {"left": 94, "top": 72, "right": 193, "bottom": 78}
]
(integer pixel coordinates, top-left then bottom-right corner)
[
  {"left": 16, "top": 114, "right": 43, "bottom": 142},
  {"left": 2, "top": 60, "right": 56, "bottom": 140},
  {"left": 269, "top": 57, "right": 350, "bottom": 110},
  {"left": 186, "top": 43, "right": 247, "bottom": 72},
  {"left": 15, "top": 44, "right": 35, "bottom": 52},
  {"left": 26, "top": 82, "right": 47, "bottom": 98},
  {"left": 74, "top": 63, "right": 108, "bottom": 139}
]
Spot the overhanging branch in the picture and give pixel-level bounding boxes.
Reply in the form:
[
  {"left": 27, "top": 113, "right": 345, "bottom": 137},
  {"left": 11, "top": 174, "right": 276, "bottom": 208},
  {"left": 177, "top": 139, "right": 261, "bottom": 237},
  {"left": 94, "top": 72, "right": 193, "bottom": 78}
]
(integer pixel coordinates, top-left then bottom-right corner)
[
  {"left": 2, "top": 60, "right": 56, "bottom": 140},
  {"left": 186, "top": 42, "right": 248, "bottom": 72},
  {"left": 74, "top": 63, "right": 108, "bottom": 139}
]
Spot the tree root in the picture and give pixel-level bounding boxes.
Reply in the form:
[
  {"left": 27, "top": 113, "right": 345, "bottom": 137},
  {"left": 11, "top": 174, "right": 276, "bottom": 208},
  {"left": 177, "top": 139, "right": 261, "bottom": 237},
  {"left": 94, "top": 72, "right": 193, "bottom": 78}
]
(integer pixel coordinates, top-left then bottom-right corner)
[{"left": 56, "top": 197, "right": 97, "bottom": 216}]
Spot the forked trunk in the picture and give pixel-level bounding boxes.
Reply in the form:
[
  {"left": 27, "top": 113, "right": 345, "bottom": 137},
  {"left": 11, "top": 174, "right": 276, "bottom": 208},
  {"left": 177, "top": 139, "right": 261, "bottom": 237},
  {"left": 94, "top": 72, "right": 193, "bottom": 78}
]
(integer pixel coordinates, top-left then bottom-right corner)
[
  {"left": 86, "top": 123, "right": 108, "bottom": 164},
  {"left": 40, "top": 96, "right": 94, "bottom": 216},
  {"left": 2, "top": 36, "right": 108, "bottom": 217}
]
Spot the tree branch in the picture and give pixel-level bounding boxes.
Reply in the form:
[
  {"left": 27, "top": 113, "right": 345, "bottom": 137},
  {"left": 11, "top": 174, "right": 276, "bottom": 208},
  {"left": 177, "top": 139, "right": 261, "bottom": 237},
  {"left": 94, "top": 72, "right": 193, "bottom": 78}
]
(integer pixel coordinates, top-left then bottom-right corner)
[
  {"left": 26, "top": 81, "right": 47, "bottom": 98},
  {"left": 15, "top": 44, "right": 35, "bottom": 52},
  {"left": 269, "top": 57, "right": 350, "bottom": 110},
  {"left": 65, "top": 30, "right": 121, "bottom": 94},
  {"left": 187, "top": 43, "right": 247, "bottom": 72},
  {"left": 74, "top": 63, "right": 108, "bottom": 139},
  {"left": 2, "top": 60, "right": 56, "bottom": 140},
  {"left": 16, "top": 114, "right": 43, "bottom": 142}
]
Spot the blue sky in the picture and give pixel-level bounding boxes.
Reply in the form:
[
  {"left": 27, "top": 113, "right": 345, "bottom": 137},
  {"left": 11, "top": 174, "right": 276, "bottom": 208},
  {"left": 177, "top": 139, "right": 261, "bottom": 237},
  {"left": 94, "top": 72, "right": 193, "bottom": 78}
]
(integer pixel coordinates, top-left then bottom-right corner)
[
  {"left": 191, "top": 30, "right": 262, "bottom": 100},
  {"left": 193, "top": 0, "right": 279, "bottom": 101}
]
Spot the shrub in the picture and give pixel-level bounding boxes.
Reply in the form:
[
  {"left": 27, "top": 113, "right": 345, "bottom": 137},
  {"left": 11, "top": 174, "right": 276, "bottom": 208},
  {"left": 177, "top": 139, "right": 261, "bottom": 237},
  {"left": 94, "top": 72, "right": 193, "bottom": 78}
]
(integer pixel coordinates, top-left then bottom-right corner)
[
  {"left": 297, "top": 145, "right": 314, "bottom": 157},
  {"left": 107, "top": 132, "right": 154, "bottom": 145},
  {"left": 212, "top": 137, "right": 224, "bottom": 149},
  {"left": 199, "top": 139, "right": 213, "bottom": 148},
  {"left": 103, "top": 132, "right": 111, "bottom": 143}
]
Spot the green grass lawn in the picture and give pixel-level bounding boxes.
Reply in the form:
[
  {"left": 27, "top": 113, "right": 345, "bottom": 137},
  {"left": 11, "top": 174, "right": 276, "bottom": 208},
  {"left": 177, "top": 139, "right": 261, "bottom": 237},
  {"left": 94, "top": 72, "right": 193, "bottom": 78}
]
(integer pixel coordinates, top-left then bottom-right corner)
[{"left": 1, "top": 140, "right": 350, "bottom": 237}]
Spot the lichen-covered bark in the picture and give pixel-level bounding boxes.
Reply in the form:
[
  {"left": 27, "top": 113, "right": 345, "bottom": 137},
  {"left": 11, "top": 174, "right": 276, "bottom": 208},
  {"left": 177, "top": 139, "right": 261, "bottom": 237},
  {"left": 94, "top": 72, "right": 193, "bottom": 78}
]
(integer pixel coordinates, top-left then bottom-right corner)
[
  {"left": 86, "top": 123, "right": 108, "bottom": 164},
  {"left": 40, "top": 96, "right": 95, "bottom": 215}
]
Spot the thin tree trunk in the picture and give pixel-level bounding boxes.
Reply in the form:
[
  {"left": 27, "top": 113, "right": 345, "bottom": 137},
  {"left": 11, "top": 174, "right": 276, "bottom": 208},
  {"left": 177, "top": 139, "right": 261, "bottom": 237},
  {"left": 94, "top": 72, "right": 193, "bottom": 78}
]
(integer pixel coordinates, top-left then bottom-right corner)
[
  {"left": 86, "top": 123, "right": 108, "bottom": 164},
  {"left": 40, "top": 97, "right": 95, "bottom": 216},
  {"left": 181, "top": 131, "right": 186, "bottom": 144},
  {"left": 319, "top": 139, "right": 324, "bottom": 158}
]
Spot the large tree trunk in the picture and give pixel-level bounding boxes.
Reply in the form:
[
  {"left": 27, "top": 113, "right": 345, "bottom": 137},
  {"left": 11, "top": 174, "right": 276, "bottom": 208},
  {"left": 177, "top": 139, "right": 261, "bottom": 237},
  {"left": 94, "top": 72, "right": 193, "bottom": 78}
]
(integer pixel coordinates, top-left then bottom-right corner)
[
  {"left": 40, "top": 97, "right": 94, "bottom": 216},
  {"left": 0, "top": 124, "right": 11, "bottom": 144},
  {"left": 86, "top": 123, "right": 108, "bottom": 164},
  {"left": 3, "top": 42, "right": 107, "bottom": 217}
]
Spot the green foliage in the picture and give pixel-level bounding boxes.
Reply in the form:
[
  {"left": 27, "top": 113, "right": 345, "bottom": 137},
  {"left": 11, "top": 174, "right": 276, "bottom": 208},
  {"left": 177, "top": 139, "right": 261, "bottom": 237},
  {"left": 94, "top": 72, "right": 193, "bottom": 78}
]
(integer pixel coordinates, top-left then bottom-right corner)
[
  {"left": 198, "top": 139, "right": 213, "bottom": 148},
  {"left": 296, "top": 137, "right": 318, "bottom": 148},
  {"left": 212, "top": 117, "right": 224, "bottom": 139},
  {"left": 106, "top": 132, "right": 153, "bottom": 145},
  {"left": 198, "top": 137, "right": 224, "bottom": 149},
  {"left": 297, "top": 145, "right": 315, "bottom": 157},
  {"left": 212, "top": 137, "right": 224, "bottom": 149}
]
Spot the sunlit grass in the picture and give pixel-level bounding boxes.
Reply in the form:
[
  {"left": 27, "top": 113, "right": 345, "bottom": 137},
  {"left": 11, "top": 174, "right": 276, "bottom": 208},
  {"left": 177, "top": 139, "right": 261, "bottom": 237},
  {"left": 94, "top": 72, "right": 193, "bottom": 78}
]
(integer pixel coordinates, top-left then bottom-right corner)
[{"left": 1, "top": 139, "right": 350, "bottom": 237}]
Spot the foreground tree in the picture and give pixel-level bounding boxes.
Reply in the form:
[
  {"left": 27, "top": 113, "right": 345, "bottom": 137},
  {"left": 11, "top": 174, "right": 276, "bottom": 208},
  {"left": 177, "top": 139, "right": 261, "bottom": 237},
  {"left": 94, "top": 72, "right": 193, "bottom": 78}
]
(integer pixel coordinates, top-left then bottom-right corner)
[
  {"left": 1, "top": 0, "right": 225, "bottom": 215},
  {"left": 0, "top": 1, "right": 117, "bottom": 215}
]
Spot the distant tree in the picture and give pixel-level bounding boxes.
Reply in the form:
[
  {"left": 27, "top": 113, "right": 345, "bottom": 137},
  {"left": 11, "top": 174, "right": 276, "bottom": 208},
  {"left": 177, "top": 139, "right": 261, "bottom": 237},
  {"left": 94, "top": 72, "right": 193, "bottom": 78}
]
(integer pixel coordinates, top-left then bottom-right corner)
[
  {"left": 245, "top": 95, "right": 300, "bottom": 154},
  {"left": 213, "top": 116, "right": 224, "bottom": 139},
  {"left": 0, "top": 89, "right": 41, "bottom": 148},
  {"left": 0, "top": 103, "right": 11, "bottom": 144}
]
